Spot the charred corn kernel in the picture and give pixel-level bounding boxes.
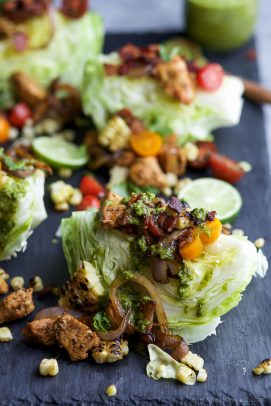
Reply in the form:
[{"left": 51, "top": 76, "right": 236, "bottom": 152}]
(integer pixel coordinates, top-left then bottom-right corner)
[
  {"left": 174, "top": 178, "right": 192, "bottom": 195},
  {"left": 183, "top": 143, "right": 199, "bottom": 161},
  {"left": 176, "top": 215, "right": 191, "bottom": 230},
  {"left": 55, "top": 202, "right": 69, "bottom": 212},
  {"left": 10, "top": 276, "right": 24, "bottom": 291},
  {"left": 176, "top": 365, "right": 196, "bottom": 385},
  {"left": 253, "top": 359, "right": 271, "bottom": 375},
  {"left": 105, "top": 384, "right": 117, "bottom": 397},
  {"left": 239, "top": 161, "right": 252, "bottom": 173},
  {"left": 232, "top": 229, "right": 244, "bottom": 237},
  {"left": 254, "top": 238, "right": 265, "bottom": 249},
  {"left": 98, "top": 116, "right": 131, "bottom": 152},
  {"left": 92, "top": 339, "right": 129, "bottom": 364},
  {"left": 197, "top": 368, "right": 208, "bottom": 382},
  {"left": 39, "top": 359, "right": 59, "bottom": 377},
  {"left": 29, "top": 276, "right": 44, "bottom": 293},
  {"left": 165, "top": 173, "right": 178, "bottom": 187},
  {"left": 0, "top": 327, "right": 13, "bottom": 342},
  {"left": 181, "top": 351, "right": 204, "bottom": 371},
  {"left": 0, "top": 268, "right": 9, "bottom": 280},
  {"left": 68, "top": 189, "right": 83, "bottom": 206},
  {"left": 58, "top": 168, "right": 73, "bottom": 179}
]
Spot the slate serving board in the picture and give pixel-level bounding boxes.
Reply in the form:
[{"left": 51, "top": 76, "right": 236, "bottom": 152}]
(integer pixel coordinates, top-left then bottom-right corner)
[{"left": 1, "top": 34, "right": 271, "bottom": 406}]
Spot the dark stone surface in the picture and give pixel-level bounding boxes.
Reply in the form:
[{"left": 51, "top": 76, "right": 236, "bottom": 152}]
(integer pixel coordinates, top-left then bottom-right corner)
[{"left": 0, "top": 34, "right": 271, "bottom": 405}]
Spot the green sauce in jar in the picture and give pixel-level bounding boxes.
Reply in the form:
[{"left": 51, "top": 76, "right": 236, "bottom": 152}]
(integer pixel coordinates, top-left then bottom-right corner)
[{"left": 186, "top": 0, "right": 259, "bottom": 51}]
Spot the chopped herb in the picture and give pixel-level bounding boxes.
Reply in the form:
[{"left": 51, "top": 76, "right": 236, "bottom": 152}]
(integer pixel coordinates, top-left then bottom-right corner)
[
  {"left": 197, "top": 298, "right": 207, "bottom": 317},
  {"left": 151, "top": 243, "right": 174, "bottom": 260},
  {"left": 92, "top": 311, "right": 111, "bottom": 332},
  {"left": 137, "top": 236, "right": 148, "bottom": 253},
  {"left": 122, "top": 269, "right": 134, "bottom": 280},
  {"left": 191, "top": 208, "right": 208, "bottom": 225},
  {"left": 137, "top": 319, "right": 150, "bottom": 333},
  {"left": 0, "top": 148, "right": 28, "bottom": 172}
]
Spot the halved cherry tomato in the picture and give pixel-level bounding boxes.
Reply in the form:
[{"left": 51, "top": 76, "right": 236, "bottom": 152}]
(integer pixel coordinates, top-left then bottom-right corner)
[
  {"left": 0, "top": 116, "right": 10, "bottom": 144},
  {"left": 189, "top": 141, "right": 217, "bottom": 169},
  {"left": 197, "top": 63, "right": 224, "bottom": 92},
  {"left": 199, "top": 218, "right": 222, "bottom": 244},
  {"left": 209, "top": 153, "right": 245, "bottom": 184},
  {"left": 9, "top": 102, "right": 32, "bottom": 128},
  {"left": 77, "top": 195, "right": 100, "bottom": 211},
  {"left": 130, "top": 130, "right": 163, "bottom": 157},
  {"left": 80, "top": 175, "right": 105, "bottom": 197},
  {"left": 179, "top": 233, "right": 203, "bottom": 260}
]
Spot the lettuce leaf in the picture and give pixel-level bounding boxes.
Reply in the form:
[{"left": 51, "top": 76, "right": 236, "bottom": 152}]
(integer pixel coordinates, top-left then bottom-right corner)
[
  {"left": 83, "top": 54, "right": 244, "bottom": 143},
  {"left": 0, "top": 11, "right": 104, "bottom": 108},
  {"left": 0, "top": 170, "right": 47, "bottom": 260},
  {"left": 61, "top": 211, "right": 261, "bottom": 343}
]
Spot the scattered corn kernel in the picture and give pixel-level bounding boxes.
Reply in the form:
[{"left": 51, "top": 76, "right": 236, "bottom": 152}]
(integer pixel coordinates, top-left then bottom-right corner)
[
  {"left": 0, "top": 268, "right": 9, "bottom": 280},
  {"left": 253, "top": 359, "right": 271, "bottom": 375},
  {"left": 174, "top": 178, "right": 192, "bottom": 195},
  {"left": 58, "top": 168, "right": 73, "bottom": 179},
  {"left": 239, "top": 161, "right": 252, "bottom": 173},
  {"left": 165, "top": 172, "right": 178, "bottom": 187},
  {"left": 99, "top": 116, "right": 131, "bottom": 152},
  {"left": 105, "top": 384, "right": 117, "bottom": 397},
  {"left": 254, "top": 238, "right": 265, "bottom": 249},
  {"left": 197, "top": 368, "right": 208, "bottom": 383},
  {"left": 55, "top": 202, "right": 70, "bottom": 212},
  {"left": 35, "top": 119, "right": 61, "bottom": 135},
  {"left": 29, "top": 276, "right": 44, "bottom": 293},
  {"left": 10, "top": 276, "right": 24, "bottom": 291},
  {"left": 0, "top": 327, "right": 13, "bottom": 342},
  {"left": 232, "top": 229, "right": 244, "bottom": 237},
  {"left": 39, "top": 359, "right": 59, "bottom": 377},
  {"left": 162, "top": 187, "right": 173, "bottom": 197},
  {"left": 69, "top": 189, "right": 83, "bottom": 206},
  {"left": 183, "top": 143, "right": 199, "bottom": 161}
]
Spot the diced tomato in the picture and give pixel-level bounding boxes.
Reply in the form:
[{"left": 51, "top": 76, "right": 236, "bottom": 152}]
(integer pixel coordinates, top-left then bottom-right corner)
[
  {"left": 80, "top": 175, "right": 105, "bottom": 197},
  {"left": 77, "top": 195, "right": 100, "bottom": 211},
  {"left": 0, "top": 116, "right": 10, "bottom": 144},
  {"left": 209, "top": 153, "right": 245, "bottom": 184},
  {"left": 197, "top": 63, "right": 224, "bottom": 92},
  {"left": 189, "top": 141, "right": 218, "bottom": 169},
  {"left": 9, "top": 103, "right": 32, "bottom": 128}
]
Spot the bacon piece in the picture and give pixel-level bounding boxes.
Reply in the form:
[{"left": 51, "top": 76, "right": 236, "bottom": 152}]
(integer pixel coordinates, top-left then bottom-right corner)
[
  {"left": 3, "top": 0, "right": 51, "bottom": 23},
  {"left": 12, "top": 31, "right": 28, "bottom": 52}
]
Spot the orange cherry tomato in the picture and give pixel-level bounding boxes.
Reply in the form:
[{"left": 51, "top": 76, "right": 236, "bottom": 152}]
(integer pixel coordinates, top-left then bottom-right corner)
[
  {"left": 179, "top": 233, "right": 203, "bottom": 260},
  {"left": 199, "top": 218, "right": 222, "bottom": 244},
  {"left": 0, "top": 116, "right": 10, "bottom": 144},
  {"left": 130, "top": 130, "right": 163, "bottom": 157}
]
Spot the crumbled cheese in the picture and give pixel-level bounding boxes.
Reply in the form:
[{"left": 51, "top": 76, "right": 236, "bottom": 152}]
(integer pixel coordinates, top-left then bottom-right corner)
[{"left": 10, "top": 276, "right": 24, "bottom": 291}]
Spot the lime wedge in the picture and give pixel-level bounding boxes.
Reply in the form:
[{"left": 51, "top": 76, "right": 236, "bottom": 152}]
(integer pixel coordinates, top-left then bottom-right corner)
[
  {"left": 178, "top": 178, "right": 242, "bottom": 223},
  {"left": 32, "top": 137, "right": 89, "bottom": 169}
]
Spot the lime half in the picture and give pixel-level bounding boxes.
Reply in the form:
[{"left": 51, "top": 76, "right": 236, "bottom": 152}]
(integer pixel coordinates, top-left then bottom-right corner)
[
  {"left": 178, "top": 178, "right": 242, "bottom": 223},
  {"left": 32, "top": 137, "right": 89, "bottom": 169}
]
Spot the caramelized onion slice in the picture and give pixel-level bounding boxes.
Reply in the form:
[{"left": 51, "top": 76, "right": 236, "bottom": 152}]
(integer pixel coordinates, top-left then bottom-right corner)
[
  {"left": 34, "top": 306, "right": 84, "bottom": 320},
  {"left": 97, "top": 309, "right": 132, "bottom": 341},
  {"left": 109, "top": 273, "right": 169, "bottom": 334}
]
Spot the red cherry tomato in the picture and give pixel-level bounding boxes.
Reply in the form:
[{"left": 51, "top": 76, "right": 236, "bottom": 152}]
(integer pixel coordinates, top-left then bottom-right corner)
[
  {"left": 189, "top": 141, "right": 218, "bottom": 169},
  {"left": 9, "top": 103, "right": 32, "bottom": 128},
  {"left": 197, "top": 64, "right": 224, "bottom": 92},
  {"left": 209, "top": 153, "right": 245, "bottom": 184},
  {"left": 80, "top": 175, "right": 105, "bottom": 197},
  {"left": 77, "top": 195, "right": 101, "bottom": 211}
]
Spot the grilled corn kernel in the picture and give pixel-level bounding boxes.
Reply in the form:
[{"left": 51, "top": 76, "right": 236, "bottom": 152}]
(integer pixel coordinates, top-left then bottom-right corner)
[
  {"left": 55, "top": 202, "right": 69, "bottom": 212},
  {"left": 0, "top": 268, "right": 9, "bottom": 280},
  {"left": 69, "top": 189, "right": 83, "bottom": 206},
  {"left": 58, "top": 168, "right": 73, "bottom": 179},
  {"left": 254, "top": 238, "right": 265, "bottom": 249},
  {"left": 92, "top": 339, "right": 129, "bottom": 364},
  {"left": 29, "top": 276, "right": 44, "bottom": 293},
  {"left": 181, "top": 351, "right": 204, "bottom": 371},
  {"left": 197, "top": 368, "right": 208, "bottom": 383},
  {"left": 10, "top": 276, "right": 24, "bottom": 291},
  {"left": 0, "top": 327, "right": 13, "bottom": 342},
  {"left": 99, "top": 116, "right": 131, "bottom": 152},
  {"left": 39, "top": 359, "right": 59, "bottom": 377},
  {"left": 176, "top": 365, "right": 196, "bottom": 385},
  {"left": 253, "top": 359, "right": 271, "bottom": 375},
  {"left": 105, "top": 384, "right": 117, "bottom": 397},
  {"left": 183, "top": 143, "right": 199, "bottom": 161}
]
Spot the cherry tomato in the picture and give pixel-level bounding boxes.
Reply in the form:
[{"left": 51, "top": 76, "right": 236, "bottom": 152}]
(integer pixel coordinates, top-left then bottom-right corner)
[
  {"left": 0, "top": 115, "right": 10, "bottom": 144},
  {"left": 189, "top": 141, "right": 217, "bottom": 169},
  {"left": 9, "top": 103, "right": 32, "bottom": 128},
  {"left": 77, "top": 195, "right": 101, "bottom": 211},
  {"left": 80, "top": 175, "right": 105, "bottom": 197},
  {"left": 209, "top": 153, "right": 245, "bottom": 184},
  {"left": 197, "top": 63, "right": 224, "bottom": 92}
]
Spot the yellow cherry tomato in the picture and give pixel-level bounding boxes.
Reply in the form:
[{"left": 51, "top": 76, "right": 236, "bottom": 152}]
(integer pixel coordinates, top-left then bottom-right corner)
[
  {"left": 130, "top": 130, "right": 163, "bottom": 157},
  {"left": 199, "top": 218, "right": 222, "bottom": 244},
  {"left": 0, "top": 116, "right": 10, "bottom": 144},
  {"left": 179, "top": 233, "right": 203, "bottom": 260}
]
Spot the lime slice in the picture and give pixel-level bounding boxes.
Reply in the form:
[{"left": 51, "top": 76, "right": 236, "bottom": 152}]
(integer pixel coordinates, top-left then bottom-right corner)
[
  {"left": 178, "top": 178, "right": 242, "bottom": 223},
  {"left": 32, "top": 137, "right": 89, "bottom": 169}
]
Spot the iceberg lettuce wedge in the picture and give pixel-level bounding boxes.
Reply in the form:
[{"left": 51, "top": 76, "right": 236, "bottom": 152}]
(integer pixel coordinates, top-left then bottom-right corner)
[
  {"left": 61, "top": 210, "right": 261, "bottom": 343},
  {"left": 83, "top": 53, "right": 244, "bottom": 143}
]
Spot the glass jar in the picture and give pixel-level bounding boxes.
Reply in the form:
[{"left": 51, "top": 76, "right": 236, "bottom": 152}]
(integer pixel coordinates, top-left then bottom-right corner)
[{"left": 186, "top": 0, "right": 259, "bottom": 51}]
